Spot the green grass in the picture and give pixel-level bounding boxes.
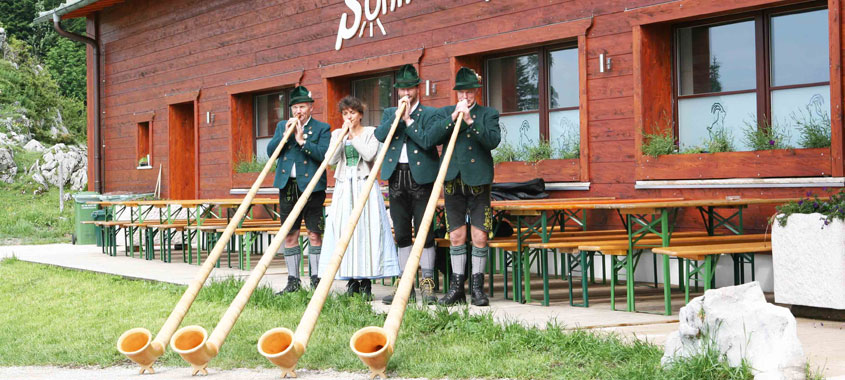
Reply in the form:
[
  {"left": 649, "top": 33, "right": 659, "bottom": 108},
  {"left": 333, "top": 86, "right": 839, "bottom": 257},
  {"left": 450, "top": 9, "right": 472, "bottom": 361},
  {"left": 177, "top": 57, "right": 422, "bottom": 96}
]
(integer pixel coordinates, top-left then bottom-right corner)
[
  {"left": 0, "top": 258, "right": 763, "bottom": 379},
  {"left": 0, "top": 185, "right": 74, "bottom": 245}
]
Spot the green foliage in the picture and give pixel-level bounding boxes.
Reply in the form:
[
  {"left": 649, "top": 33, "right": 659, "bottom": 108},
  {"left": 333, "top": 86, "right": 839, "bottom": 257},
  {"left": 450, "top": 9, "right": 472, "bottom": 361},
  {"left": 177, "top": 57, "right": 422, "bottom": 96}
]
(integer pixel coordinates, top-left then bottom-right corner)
[
  {"left": 791, "top": 106, "right": 832, "bottom": 149},
  {"left": 0, "top": 36, "right": 86, "bottom": 144},
  {"left": 525, "top": 140, "right": 553, "bottom": 162},
  {"left": 642, "top": 129, "right": 677, "bottom": 157},
  {"left": 235, "top": 155, "right": 276, "bottom": 173},
  {"left": 558, "top": 141, "right": 580, "bottom": 159},
  {"left": 742, "top": 118, "right": 791, "bottom": 151},
  {"left": 704, "top": 125, "right": 735, "bottom": 153},
  {"left": 44, "top": 37, "right": 87, "bottom": 101},
  {"left": 775, "top": 188, "right": 845, "bottom": 227},
  {"left": 0, "top": 0, "right": 37, "bottom": 43},
  {"left": 0, "top": 259, "right": 767, "bottom": 379},
  {"left": 492, "top": 142, "right": 524, "bottom": 164}
]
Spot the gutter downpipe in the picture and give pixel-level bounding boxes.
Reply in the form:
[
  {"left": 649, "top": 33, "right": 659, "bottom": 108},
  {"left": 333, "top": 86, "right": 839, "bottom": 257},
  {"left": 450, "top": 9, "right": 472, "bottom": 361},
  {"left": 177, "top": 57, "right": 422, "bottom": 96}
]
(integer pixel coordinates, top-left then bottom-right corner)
[{"left": 52, "top": 12, "right": 102, "bottom": 193}]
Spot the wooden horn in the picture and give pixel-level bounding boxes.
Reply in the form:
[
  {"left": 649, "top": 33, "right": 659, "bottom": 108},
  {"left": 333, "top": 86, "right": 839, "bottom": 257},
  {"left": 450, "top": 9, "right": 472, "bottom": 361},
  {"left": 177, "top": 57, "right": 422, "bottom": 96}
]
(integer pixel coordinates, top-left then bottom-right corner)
[
  {"left": 168, "top": 123, "right": 350, "bottom": 376},
  {"left": 116, "top": 118, "right": 298, "bottom": 375},
  {"left": 257, "top": 100, "right": 409, "bottom": 378},
  {"left": 350, "top": 112, "right": 464, "bottom": 379}
]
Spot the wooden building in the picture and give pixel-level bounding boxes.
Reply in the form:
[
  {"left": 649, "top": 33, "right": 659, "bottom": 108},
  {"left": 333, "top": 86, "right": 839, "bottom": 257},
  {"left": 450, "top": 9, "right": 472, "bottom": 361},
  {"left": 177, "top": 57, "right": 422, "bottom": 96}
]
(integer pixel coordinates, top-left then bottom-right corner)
[{"left": 38, "top": 0, "right": 843, "bottom": 231}]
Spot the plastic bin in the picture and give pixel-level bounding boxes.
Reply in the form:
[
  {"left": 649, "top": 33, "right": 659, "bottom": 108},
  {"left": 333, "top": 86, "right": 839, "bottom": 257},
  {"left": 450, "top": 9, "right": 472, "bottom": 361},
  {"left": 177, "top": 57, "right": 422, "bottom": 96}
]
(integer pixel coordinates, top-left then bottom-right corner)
[{"left": 72, "top": 192, "right": 101, "bottom": 245}]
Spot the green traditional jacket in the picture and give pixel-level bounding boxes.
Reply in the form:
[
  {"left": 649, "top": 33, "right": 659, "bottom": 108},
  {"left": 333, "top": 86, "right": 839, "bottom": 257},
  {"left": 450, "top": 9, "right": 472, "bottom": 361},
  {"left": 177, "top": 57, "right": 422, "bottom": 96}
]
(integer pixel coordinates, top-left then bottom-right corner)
[
  {"left": 374, "top": 103, "right": 447, "bottom": 184},
  {"left": 266, "top": 117, "right": 331, "bottom": 192},
  {"left": 437, "top": 104, "right": 501, "bottom": 186}
]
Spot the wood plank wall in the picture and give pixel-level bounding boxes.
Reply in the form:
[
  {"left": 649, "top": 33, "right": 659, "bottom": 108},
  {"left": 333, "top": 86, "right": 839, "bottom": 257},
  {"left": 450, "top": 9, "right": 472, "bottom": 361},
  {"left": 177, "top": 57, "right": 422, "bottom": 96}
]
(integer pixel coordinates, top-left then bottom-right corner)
[{"left": 93, "top": 0, "right": 843, "bottom": 232}]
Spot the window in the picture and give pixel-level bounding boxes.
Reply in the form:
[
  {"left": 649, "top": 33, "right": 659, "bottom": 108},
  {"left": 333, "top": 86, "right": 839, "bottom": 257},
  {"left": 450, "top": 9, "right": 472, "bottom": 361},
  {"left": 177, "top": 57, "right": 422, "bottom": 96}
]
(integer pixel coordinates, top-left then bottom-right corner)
[
  {"left": 137, "top": 121, "right": 151, "bottom": 168},
  {"left": 485, "top": 44, "right": 580, "bottom": 159},
  {"left": 351, "top": 73, "right": 396, "bottom": 126},
  {"left": 254, "top": 89, "right": 292, "bottom": 161},
  {"left": 675, "top": 5, "right": 829, "bottom": 150}
]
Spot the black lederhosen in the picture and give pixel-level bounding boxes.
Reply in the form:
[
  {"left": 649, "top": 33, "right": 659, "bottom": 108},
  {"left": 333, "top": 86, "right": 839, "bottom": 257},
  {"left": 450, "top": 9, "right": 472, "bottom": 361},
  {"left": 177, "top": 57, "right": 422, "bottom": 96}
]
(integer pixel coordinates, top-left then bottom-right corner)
[
  {"left": 443, "top": 176, "right": 492, "bottom": 233},
  {"left": 388, "top": 163, "right": 435, "bottom": 248},
  {"left": 278, "top": 179, "right": 325, "bottom": 235}
]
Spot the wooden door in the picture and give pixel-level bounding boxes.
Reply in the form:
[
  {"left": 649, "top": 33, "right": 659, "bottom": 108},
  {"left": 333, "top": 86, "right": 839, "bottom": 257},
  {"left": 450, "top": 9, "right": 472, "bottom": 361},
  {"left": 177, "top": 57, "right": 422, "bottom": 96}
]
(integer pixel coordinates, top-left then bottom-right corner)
[{"left": 168, "top": 101, "right": 197, "bottom": 199}]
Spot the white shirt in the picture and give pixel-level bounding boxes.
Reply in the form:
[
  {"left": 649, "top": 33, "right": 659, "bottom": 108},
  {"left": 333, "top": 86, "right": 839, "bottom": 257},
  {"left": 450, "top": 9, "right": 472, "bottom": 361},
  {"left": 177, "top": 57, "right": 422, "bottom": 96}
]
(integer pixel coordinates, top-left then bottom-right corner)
[
  {"left": 289, "top": 116, "right": 311, "bottom": 178},
  {"left": 399, "top": 101, "right": 419, "bottom": 164}
]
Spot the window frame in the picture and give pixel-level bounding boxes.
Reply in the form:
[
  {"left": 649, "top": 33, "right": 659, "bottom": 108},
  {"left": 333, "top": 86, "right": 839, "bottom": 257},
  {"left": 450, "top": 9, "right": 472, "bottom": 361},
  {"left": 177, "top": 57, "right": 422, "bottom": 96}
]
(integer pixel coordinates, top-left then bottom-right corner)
[
  {"left": 350, "top": 71, "right": 398, "bottom": 127},
  {"left": 483, "top": 41, "right": 579, "bottom": 141},
  {"left": 671, "top": 2, "right": 830, "bottom": 139},
  {"left": 252, "top": 88, "right": 292, "bottom": 140},
  {"left": 136, "top": 120, "right": 152, "bottom": 168}
]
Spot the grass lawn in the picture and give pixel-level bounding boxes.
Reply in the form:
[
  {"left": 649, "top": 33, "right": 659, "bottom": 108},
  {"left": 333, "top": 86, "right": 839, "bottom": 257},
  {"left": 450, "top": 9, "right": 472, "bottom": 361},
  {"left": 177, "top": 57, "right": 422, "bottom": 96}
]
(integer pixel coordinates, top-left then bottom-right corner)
[
  {"left": 0, "top": 146, "right": 74, "bottom": 245},
  {"left": 0, "top": 258, "right": 755, "bottom": 379}
]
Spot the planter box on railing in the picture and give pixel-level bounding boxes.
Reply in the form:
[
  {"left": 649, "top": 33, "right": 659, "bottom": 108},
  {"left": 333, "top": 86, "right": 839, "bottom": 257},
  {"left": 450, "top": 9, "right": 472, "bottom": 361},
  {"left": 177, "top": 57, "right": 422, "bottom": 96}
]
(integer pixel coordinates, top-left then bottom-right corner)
[
  {"left": 637, "top": 148, "right": 831, "bottom": 180},
  {"left": 494, "top": 159, "right": 579, "bottom": 183}
]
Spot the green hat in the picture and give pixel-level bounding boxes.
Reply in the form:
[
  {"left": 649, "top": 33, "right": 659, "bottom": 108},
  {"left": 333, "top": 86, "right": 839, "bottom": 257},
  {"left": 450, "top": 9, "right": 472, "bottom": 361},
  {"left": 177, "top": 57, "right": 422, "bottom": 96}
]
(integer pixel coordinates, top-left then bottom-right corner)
[
  {"left": 453, "top": 67, "right": 482, "bottom": 90},
  {"left": 289, "top": 86, "right": 314, "bottom": 106},
  {"left": 394, "top": 64, "right": 421, "bottom": 88}
]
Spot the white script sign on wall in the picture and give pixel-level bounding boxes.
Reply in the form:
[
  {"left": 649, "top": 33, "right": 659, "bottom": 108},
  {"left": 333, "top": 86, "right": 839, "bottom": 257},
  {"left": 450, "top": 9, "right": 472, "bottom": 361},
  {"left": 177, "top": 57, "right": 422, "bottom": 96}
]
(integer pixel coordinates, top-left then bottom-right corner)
[{"left": 335, "top": 0, "right": 413, "bottom": 50}]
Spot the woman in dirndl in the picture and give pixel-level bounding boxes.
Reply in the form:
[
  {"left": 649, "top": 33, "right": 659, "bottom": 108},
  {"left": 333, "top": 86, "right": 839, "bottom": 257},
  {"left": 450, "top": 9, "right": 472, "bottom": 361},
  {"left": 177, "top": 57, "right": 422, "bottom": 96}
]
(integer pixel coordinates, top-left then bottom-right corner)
[{"left": 318, "top": 95, "right": 399, "bottom": 300}]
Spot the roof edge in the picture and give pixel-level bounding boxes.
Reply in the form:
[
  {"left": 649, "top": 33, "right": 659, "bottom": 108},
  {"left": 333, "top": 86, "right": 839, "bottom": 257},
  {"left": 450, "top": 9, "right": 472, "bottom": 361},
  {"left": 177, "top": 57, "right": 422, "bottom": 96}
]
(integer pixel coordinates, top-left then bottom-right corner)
[{"left": 33, "top": 0, "right": 101, "bottom": 24}]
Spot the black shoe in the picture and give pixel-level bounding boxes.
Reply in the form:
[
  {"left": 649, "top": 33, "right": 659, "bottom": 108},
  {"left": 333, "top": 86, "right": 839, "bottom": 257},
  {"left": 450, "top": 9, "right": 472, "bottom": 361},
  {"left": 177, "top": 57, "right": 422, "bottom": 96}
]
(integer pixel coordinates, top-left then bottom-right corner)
[
  {"left": 420, "top": 277, "right": 438, "bottom": 304},
  {"left": 276, "top": 276, "right": 301, "bottom": 295},
  {"left": 438, "top": 274, "right": 466, "bottom": 306},
  {"left": 360, "top": 279, "right": 372, "bottom": 301},
  {"left": 470, "top": 273, "right": 489, "bottom": 307},
  {"left": 382, "top": 288, "right": 415, "bottom": 305},
  {"left": 346, "top": 280, "right": 360, "bottom": 296},
  {"left": 311, "top": 275, "right": 320, "bottom": 288}
]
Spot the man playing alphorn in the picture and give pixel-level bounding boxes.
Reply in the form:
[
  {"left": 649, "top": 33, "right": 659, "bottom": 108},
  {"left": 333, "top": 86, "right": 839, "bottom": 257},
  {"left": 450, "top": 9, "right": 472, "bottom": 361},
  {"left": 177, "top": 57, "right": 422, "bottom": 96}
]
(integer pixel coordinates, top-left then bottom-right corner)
[
  {"left": 375, "top": 64, "right": 445, "bottom": 304},
  {"left": 267, "top": 85, "right": 331, "bottom": 294},
  {"left": 438, "top": 67, "right": 501, "bottom": 306}
]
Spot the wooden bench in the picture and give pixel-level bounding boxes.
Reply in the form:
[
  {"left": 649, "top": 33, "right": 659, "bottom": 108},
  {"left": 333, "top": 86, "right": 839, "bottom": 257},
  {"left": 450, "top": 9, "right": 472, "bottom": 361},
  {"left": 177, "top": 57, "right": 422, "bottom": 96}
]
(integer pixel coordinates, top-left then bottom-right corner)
[
  {"left": 572, "top": 234, "right": 769, "bottom": 309},
  {"left": 653, "top": 241, "right": 772, "bottom": 303}
]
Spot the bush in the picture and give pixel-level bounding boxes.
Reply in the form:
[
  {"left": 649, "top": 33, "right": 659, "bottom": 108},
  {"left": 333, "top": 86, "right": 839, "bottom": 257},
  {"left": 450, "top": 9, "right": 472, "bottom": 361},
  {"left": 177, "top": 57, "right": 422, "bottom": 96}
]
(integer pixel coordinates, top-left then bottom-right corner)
[
  {"left": 642, "top": 129, "right": 676, "bottom": 157},
  {"left": 492, "top": 142, "right": 524, "bottom": 164},
  {"left": 705, "top": 125, "right": 735, "bottom": 153},
  {"left": 792, "top": 106, "right": 831, "bottom": 149},
  {"left": 742, "top": 118, "right": 791, "bottom": 151},
  {"left": 775, "top": 188, "right": 845, "bottom": 227},
  {"left": 235, "top": 155, "right": 276, "bottom": 173},
  {"left": 525, "top": 140, "right": 553, "bottom": 162}
]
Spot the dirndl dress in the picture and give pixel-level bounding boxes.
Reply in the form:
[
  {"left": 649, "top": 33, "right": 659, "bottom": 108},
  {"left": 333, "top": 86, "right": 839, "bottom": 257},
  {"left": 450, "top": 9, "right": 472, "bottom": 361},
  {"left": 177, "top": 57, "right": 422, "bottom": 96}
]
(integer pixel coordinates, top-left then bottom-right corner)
[{"left": 318, "top": 141, "right": 400, "bottom": 280}]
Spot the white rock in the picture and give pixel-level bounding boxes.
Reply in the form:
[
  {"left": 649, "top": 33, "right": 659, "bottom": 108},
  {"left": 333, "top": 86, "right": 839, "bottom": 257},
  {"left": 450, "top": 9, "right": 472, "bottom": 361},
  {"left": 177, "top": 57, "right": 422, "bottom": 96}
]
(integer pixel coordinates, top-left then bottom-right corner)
[
  {"left": 23, "top": 139, "right": 45, "bottom": 152},
  {"left": 662, "top": 282, "right": 806, "bottom": 380},
  {"left": 31, "top": 172, "right": 48, "bottom": 190},
  {"left": 772, "top": 213, "right": 845, "bottom": 309},
  {"left": 69, "top": 168, "right": 87, "bottom": 191},
  {"left": 0, "top": 146, "right": 16, "bottom": 183}
]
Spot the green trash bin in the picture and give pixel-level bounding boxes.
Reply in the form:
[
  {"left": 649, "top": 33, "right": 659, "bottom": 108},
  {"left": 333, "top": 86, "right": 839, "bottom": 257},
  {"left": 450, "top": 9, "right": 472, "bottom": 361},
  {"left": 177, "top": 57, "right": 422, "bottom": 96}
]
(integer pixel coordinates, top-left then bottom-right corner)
[{"left": 72, "top": 192, "right": 101, "bottom": 245}]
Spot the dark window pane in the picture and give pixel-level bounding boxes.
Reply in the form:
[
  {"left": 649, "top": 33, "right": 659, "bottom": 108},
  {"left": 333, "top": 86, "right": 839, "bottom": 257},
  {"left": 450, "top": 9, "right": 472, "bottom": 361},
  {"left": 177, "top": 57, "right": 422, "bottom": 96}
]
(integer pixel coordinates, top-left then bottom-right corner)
[
  {"left": 677, "top": 20, "right": 756, "bottom": 95},
  {"left": 487, "top": 54, "right": 540, "bottom": 113},
  {"left": 352, "top": 74, "right": 395, "bottom": 126},
  {"left": 770, "top": 9, "right": 829, "bottom": 87},
  {"left": 548, "top": 47, "right": 579, "bottom": 109},
  {"left": 254, "top": 91, "right": 285, "bottom": 138}
]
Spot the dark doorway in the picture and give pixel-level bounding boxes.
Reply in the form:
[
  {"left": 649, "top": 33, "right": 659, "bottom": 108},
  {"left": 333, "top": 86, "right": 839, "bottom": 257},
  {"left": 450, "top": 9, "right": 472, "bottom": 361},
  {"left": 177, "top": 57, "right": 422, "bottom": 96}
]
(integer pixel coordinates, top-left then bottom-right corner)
[{"left": 168, "top": 101, "right": 197, "bottom": 199}]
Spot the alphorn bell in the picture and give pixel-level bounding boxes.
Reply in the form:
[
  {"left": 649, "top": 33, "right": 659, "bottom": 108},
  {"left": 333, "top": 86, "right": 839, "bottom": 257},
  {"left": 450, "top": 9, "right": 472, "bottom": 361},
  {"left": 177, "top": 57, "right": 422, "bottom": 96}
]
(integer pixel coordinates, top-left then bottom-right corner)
[
  {"left": 350, "top": 112, "right": 465, "bottom": 379},
  {"left": 257, "top": 100, "right": 410, "bottom": 378},
  {"left": 168, "top": 123, "right": 351, "bottom": 375},
  {"left": 116, "top": 118, "right": 298, "bottom": 374}
]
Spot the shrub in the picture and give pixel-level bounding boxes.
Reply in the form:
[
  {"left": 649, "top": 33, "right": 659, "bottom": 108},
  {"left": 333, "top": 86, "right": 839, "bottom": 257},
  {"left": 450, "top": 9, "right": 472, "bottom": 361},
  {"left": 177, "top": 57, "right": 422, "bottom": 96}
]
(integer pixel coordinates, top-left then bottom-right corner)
[
  {"left": 525, "top": 140, "right": 553, "bottom": 162},
  {"left": 705, "top": 125, "right": 735, "bottom": 153},
  {"left": 235, "top": 155, "right": 276, "bottom": 173},
  {"left": 791, "top": 106, "right": 831, "bottom": 149},
  {"left": 742, "top": 118, "right": 791, "bottom": 151},
  {"left": 642, "top": 129, "right": 676, "bottom": 157},
  {"left": 492, "top": 142, "right": 524, "bottom": 164},
  {"left": 775, "top": 188, "right": 845, "bottom": 227}
]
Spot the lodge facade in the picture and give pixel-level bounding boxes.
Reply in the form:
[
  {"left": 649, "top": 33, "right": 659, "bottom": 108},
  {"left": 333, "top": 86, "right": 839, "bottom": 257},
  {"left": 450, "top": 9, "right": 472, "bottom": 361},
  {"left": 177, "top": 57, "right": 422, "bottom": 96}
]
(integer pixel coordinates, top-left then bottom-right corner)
[{"left": 47, "top": 0, "right": 843, "bottom": 231}]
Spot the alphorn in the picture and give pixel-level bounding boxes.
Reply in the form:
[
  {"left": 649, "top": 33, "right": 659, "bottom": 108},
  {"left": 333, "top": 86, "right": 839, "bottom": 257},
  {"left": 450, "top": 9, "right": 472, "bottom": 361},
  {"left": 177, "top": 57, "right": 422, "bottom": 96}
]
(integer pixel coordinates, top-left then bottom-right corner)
[
  {"left": 350, "top": 112, "right": 464, "bottom": 379},
  {"left": 168, "top": 123, "right": 351, "bottom": 375},
  {"left": 116, "top": 118, "right": 298, "bottom": 374},
  {"left": 257, "top": 100, "right": 409, "bottom": 378}
]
